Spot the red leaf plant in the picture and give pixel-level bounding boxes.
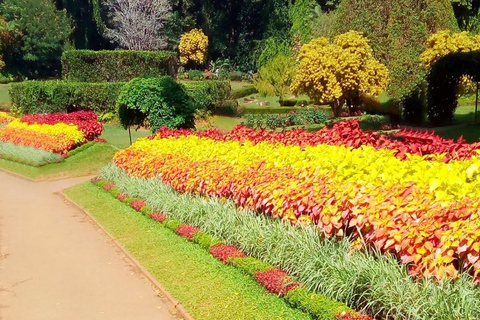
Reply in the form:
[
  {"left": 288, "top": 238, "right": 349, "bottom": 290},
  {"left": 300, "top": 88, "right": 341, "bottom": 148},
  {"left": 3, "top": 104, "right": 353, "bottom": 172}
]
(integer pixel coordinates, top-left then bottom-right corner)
[
  {"left": 209, "top": 244, "right": 246, "bottom": 263},
  {"left": 254, "top": 268, "right": 300, "bottom": 296},
  {"left": 175, "top": 224, "right": 202, "bottom": 240}
]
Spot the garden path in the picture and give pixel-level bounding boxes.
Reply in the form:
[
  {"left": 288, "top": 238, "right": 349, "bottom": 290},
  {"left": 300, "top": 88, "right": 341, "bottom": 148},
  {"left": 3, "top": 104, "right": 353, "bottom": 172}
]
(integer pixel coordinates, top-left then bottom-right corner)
[{"left": 0, "top": 171, "right": 180, "bottom": 320}]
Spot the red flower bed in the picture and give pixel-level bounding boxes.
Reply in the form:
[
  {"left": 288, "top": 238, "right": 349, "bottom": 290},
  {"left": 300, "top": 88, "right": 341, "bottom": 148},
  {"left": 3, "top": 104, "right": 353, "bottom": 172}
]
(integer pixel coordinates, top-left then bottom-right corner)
[
  {"left": 254, "top": 268, "right": 300, "bottom": 296},
  {"left": 209, "top": 244, "right": 246, "bottom": 263},
  {"left": 102, "top": 182, "right": 115, "bottom": 191},
  {"left": 336, "top": 312, "right": 374, "bottom": 320},
  {"left": 130, "top": 199, "right": 147, "bottom": 211},
  {"left": 175, "top": 224, "right": 202, "bottom": 240},
  {"left": 20, "top": 111, "right": 103, "bottom": 141},
  {"left": 149, "top": 121, "right": 480, "bottom": 162},
  {"left": 116, "top": 193, "right": 128, "bottom": 201},
  {"left": 149, "top": 211, "right": 167, "bottom": 223}
]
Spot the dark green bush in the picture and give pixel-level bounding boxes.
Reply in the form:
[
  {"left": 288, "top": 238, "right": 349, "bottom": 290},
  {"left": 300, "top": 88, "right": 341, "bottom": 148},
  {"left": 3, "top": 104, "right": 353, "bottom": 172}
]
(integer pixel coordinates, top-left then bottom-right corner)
[
  {"left": 231, "top": 86, "right": 258, "bottom": 99},
  {"left": 183, "top": 80, "right": 231, "bottom": 112},
  {"left": 10, "top": 81, "right": 124, "bottom": 115},
  {"left": 246, "top": 108, "right": 328, "bottom": 129},
  {"left": 240, "top": 106, "right": 302, "bottom": 115},
  {"left": 360, "top": 94, "right": 401, "bottom": 121},
  {"left": 192, "top": 232, "right": 224, "bottom": 249},
  {"left": 117, "top": 77, "right": 195, "bottom": 133},
  {"left": 227, "top": 257, "right": 274, "bottom": 276},
  {"left": 427, "top": 51, "right": 480, "bottom": 125},
  {"left": 279, "top": 99, "right": 298, "bottom": 106},
  {"left": 285, "top": 287, "right": 352, "bottom": 320},
  {"left": 62, "top": 50, "right": 177, "bottom": 82}
]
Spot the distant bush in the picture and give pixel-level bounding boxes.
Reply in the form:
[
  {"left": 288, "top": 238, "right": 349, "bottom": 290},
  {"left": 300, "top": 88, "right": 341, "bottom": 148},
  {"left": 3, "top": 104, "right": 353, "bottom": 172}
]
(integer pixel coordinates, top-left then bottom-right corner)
[
  {"left": 183, "top": 80, "right": 231, "bottom": 112},
  {"left": 246, "top": 108, "right": 328, "bottom": 130},
  {"left": 10, "top": 81, "right": 125, "bottom": 115},
  {"left": 117, "top": 77, "right": 195, "bottom": 132},
  {"left": 61, "top": 50, "right": 177, "bottom": 82},
  {"left": 231, "top": 86, "right": 258, "bottom": 99}
]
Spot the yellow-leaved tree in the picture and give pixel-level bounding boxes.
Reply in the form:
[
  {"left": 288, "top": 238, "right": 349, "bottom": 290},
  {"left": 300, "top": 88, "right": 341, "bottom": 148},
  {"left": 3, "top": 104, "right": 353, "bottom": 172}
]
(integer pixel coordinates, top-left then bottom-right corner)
[
  {"left": 179, "top": 29, "right": 208, "bottom": 66},
  {"left": 420, "top": 30, "right": 480, "bottom": 68},
  {"left": 291, "top": 31, "right": 389, "bottom": 117}
]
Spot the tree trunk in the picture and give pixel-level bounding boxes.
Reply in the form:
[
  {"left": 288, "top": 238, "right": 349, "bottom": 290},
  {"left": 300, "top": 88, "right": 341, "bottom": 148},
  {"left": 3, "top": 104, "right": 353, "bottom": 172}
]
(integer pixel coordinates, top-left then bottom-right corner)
[{"left": 331, "top": 101, "right": 343, "bottom": 118}]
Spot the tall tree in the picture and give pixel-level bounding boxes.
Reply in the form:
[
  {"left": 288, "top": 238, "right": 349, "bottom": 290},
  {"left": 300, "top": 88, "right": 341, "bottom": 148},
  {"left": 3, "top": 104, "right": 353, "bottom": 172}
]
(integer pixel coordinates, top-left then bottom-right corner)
[
  {"left": 451, "top": 0, "right": 480, "bottom": 32},
  {"left": 0, "top": 0, "right": 72, "bottom": 78},
  {"left": 333, "top": 0, "right": 458, "bottom": 99}
]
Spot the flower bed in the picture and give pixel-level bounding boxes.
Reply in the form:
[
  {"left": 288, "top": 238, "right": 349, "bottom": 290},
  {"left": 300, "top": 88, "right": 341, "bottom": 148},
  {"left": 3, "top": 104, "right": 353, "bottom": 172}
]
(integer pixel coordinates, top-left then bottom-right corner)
[
  {"left": 0, "top": 111, "right": 103, "bottom": 155},
  {"left": 0, "top": 111, "right": 15, "bottom": 124},
  {"left": 113, "top": 123, "right": 480, "bottom": 283}
]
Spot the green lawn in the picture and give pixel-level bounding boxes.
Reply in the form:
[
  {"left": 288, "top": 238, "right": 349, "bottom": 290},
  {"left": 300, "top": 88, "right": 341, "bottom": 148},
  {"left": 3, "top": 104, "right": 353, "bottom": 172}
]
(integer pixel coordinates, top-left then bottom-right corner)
[
  {"left": 230, "top": 80, "right": 253, "bottom": 91},
  {"left": 100, "top": 124, "right": 151, "bottom": 149},
  {"left": 0, "top": 143, "right": 116, "bottom": 180},
  {"left": 64, "top": 182, "right": 310, "bottom": 320}
]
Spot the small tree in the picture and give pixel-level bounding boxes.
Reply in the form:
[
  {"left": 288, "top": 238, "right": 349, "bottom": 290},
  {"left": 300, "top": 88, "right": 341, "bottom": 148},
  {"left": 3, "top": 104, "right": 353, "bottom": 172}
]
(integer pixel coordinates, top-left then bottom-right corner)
[
  {"left": 178, "top": 29, "right": 208, "bottom": 66},
  {"left": 254, "top": 54, "right": 295, "bottom": 102},
  {"left": 103, "top": 0, "right": 171, "bottom": 50},
  {"left": 291, "top": 31, "right": 389, "bottom": 117}
]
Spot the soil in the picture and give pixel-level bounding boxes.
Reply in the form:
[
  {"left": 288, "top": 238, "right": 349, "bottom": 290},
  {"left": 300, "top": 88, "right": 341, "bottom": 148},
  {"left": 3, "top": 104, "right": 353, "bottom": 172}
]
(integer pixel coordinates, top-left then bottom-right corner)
[{"left": 0, "top": 171, "right": 181, "bottom": 320}]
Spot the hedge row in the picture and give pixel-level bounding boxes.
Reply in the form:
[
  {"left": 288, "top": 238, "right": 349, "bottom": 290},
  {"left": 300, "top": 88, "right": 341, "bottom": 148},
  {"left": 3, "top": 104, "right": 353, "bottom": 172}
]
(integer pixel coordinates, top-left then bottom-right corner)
[
  {"left": 10, "top": 81, "right": 125, "bottom": 115},
  {"left": 231, "top": 85, "right": 258, "bottom": 99},
  {"left": 11, "top": 79, "right": 232, "bottom": 116},
  {"left": 61, "top": 50, "right": 177, "bottom": 82},
  {"left": 182, "top": 80, "right": 231, "bottom": 111}
]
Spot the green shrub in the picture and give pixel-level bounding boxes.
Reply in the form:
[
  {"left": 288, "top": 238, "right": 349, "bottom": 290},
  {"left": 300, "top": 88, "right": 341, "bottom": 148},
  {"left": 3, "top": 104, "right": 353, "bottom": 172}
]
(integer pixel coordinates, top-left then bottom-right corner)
[
  {"left": 164, "top": 218, "right": 183, "bottom": 231},
  {"left": 192, "top": 232, "right": 224, "bottom": 249},
  {"left": 62, "top": 50, "right": 177, "bottom": 82},
  {"left": 117, "top": 77, "right": 195, "bottom": 132},
  {"left": 95, "top": 179, "right": 108, "bottom": 187},
  {"left": 360, "top": 94, "right": 401, "bottom": 120},
  {"left": 285, "top": 287, "right": 352, "bottom": 320},
  {"left": 68, "top": 141, "right": 96, "bottom": 157},
  {"left": 123, "top": 197, "right": 134, "bottom": 205},
  {"left": 183, "top": 80, "right": 231, "bottom": 112},
  {"left": 231, "top": 86, "right": 258, "bottom": 99},
  {"left": 10, "top": 81, "right": 124, "bottom": 115},
  {"left": 240, "top": 106, "right": 302, "bottom": 115},
  {"left": 109, "top": 188, "right": 120, "bottom": 197},
  {"left": 140, "top": 206, "right": 153, "bottom": 216},
  {"left": 227, "top": 257, "right": 274, "bottom": 276},
  {"left": 187, "top": 69, "right": 205, "bottom": 81}
]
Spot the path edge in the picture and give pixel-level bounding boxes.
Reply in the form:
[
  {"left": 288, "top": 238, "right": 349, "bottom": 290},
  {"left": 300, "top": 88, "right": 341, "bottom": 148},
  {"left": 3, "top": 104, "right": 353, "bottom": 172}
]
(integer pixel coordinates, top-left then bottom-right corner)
[{"left": 56, "top": 190, "right": 195, "bottom": 320}]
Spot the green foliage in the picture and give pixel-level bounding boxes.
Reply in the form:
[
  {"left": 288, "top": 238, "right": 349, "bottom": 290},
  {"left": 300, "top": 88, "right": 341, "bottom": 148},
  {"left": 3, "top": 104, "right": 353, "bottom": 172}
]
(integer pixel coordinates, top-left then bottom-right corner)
[
  {"left": 332, "top": 0, "right": 459, "bottom": 99},
  {"left": 451, "top": 0, "right": 480, "bottom": 32},
  {"left": 164, "top": 218, "right": 183, "bottom": 231},
  {"left": 140, "top": 206, "right": 153, "bottom": 216},
  {"left": 256, "top": 37, "right": 293, "bottom": 69},
  {"left": 0, "top": 0, "right": 72, "bottom": 78},
  {"left": 427, "top": 51, "right": 480, "bottom": 125},
  {"left": 183, "top": 80, "right": 231, "bottom": 112},
  {"left": 109, "top": 187, "right": 120, "bottom": 198},
  {"left": 227, "top": 257, "right": 274, "bottom": 276},
  {"left": 67, "top": 141, "right": 96, "bottom": 157},
  {"left": 117, "top": 77, "right": 195, "bottom": 132},
  {"left": 187, "top": 69, "right": 205, "bottom": 81},
  {"left": 254, "top": 54, "right": 295, "bottom": 101},
  {"left": 231, "top": 85, "right": 258, "bottom": 99},
  {"left": 289, "top": 0, "right": 317, "bottom": 44},
  {"left": 10, "top": 81, "right": 124, "bottom": 115},
  {"left": 0, "top": 141, "right": 63, "bottom": 166},
  {"left": 245, "top": 108, "right": 328, "bottom": 130},
  {"left": 192, "top": 232, "right": 224, "bottom": 249},
  {"left": 285, "top": 287, "right": 352, "bottom": 320},
  {"left": 360, "top": 94, "right": 401, "bottom": 119},
  {"left": 62, "top": 50, "right": 177, "bottom": 82}
]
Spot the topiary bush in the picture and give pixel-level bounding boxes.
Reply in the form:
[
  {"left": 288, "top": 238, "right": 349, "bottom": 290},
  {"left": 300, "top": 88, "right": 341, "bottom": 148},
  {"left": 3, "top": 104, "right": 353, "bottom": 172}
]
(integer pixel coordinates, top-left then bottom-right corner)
[
  {"left": 10, "top": 81, "right": 125, "bottom": 115},
  {"left": 62, "top": 50, "right": 177, "bottom": 82},
  {"left": 183, "top": 80, "right": 231, "bottom": 112},
  {"left": 117, "top": 77, "right": 195, "bottom": 133}
]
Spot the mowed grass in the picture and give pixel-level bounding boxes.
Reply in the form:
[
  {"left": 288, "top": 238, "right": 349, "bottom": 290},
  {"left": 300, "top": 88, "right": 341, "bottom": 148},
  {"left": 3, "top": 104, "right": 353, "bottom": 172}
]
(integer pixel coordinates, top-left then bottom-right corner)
[
  {"left": 100, "top": 124, "right": 151, "bottom": 149},
  {"left": 64, "top": 182, "right": 311, "bottom": 320},
  {"left": 0, "top": 143, "right": 116, "bottom": 180}
]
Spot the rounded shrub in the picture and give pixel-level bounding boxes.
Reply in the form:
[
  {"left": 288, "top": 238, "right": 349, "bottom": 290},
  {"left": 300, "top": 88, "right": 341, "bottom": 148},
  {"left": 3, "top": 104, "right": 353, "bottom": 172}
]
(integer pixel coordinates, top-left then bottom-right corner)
[{"left": 117, "top": 77, "right": 195, "bottom": 133}]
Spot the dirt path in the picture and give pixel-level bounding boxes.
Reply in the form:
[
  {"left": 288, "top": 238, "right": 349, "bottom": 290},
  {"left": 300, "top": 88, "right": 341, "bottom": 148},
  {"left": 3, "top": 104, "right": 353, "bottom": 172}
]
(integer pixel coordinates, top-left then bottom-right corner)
[{"left": 0, "top": 171, "right": 181, "bottom": 320}]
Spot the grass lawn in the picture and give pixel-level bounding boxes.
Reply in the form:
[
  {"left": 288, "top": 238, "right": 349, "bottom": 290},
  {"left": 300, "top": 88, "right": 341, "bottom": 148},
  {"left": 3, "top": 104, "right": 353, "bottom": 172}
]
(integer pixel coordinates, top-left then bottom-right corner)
[
  {"left": 230, "top": 80, "right": 253, "bottom": 91},
  {"left": 0, "top": 143, "right": 116, "bottom": 180},
  {"left": 100, "top": 124, "right": 151, "bottom": 149},
  {"left": 63, "top": 182, "right": 310, "bottom": 320},
  {"left": 197, "top": 116, "right": 245, "bottom": 133}
]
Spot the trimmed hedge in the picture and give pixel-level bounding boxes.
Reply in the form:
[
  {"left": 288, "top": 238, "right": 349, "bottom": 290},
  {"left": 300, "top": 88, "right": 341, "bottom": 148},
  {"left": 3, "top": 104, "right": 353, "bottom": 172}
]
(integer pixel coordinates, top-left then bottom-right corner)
[
  {"left": 183, "top": 80, "right": 231, "bottom": 111},
  {"left": 232, "top": 85, "right": 258, "bottom": 99},
  {"left": 62, "top": 50, "right": 177, "bottom": 82},
  {"left": 10, "top": 81, "right": 125, "bottom": 115}
]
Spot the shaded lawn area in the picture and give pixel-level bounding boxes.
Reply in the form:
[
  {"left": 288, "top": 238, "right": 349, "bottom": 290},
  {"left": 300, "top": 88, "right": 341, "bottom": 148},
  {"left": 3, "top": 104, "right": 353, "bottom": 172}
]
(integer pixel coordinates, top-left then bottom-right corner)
[
  {"left": 0, "top": 83, "right": 11, "bottom": 107},
  {"left": 0, "top": 143, "right": 116, "bottom": 180},
  {"left": 63, "top": 182, "right": 310, "bottom": 320}
]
